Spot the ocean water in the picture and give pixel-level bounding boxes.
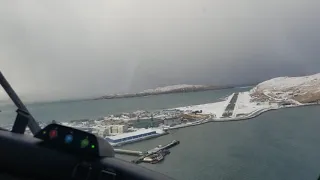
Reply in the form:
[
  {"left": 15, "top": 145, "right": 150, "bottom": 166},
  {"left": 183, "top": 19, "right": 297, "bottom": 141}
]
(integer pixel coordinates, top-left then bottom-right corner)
[
  {"left": 1, "top": 87, "right": 319, "bottom": 180},
  {"left": 119, "top": 106, "right": 320, "bottom": 180},
  {"left": 0, "top": 88, "right": 244, "bottom": 125}
]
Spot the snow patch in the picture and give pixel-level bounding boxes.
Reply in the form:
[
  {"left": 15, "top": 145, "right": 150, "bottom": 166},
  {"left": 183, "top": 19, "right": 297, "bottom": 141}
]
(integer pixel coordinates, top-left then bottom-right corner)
[
  {"left": 251, "top": 73, "right": 320, "bottom": 103},
  {"left": 142, "top": 84, "right": 206, "bottom": 93},
  {"left": 174, "top": 94, "right": 234, "bottom": 118},
  {"left": 233, "top": 91, "right": 277, "bottom": 117}
]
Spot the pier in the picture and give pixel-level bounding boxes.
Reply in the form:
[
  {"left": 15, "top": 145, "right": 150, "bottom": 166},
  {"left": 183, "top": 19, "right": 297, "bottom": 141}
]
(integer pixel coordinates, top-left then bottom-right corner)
[
  {"left": 113, "top": 140, "right": 180, "bottom": 164},
  {"left": 147, "top": 140, "right": 180, "bottom": 154},
  {"left": 114, "top": 149, "right": 145, "bottom": 156},
  {"left": 132, "top": 140, "right": 180, "bottom": 164}
]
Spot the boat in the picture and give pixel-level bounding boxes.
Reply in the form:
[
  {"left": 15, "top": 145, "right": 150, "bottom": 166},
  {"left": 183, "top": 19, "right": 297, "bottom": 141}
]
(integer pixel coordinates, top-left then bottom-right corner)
[
  {"left": 142, "top": 152, "right": 165, "bottom": 164},
  {"left": 151, "top": 154, "right": 164, "bottom": 164},
  {"left": 161, "top": 149, "right": 171, "bottom": 155}
]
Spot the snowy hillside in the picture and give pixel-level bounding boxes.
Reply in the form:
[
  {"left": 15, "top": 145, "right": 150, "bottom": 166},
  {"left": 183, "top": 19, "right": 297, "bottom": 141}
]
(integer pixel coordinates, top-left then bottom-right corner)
[
  {"left": 142, "top": 84, "right": 206, "bottom": 93},
  {"left": 250, "top": 73, "right": 320, "bottom": 103},
  {"left": 95, "top": 84, "right": 224, "bottom": 100}
]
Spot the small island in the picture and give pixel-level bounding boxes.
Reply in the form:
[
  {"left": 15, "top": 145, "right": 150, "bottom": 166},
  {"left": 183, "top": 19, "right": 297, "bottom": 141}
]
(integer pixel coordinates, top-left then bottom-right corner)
[{"left": 93, "top": 84, "right": 236, "bottom": 100}]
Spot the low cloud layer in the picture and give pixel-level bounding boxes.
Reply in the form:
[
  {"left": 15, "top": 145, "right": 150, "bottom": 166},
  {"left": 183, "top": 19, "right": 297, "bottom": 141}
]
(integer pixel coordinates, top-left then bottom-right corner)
[{"left": 0, "top": 0, "right": 319, "bottom": 101}]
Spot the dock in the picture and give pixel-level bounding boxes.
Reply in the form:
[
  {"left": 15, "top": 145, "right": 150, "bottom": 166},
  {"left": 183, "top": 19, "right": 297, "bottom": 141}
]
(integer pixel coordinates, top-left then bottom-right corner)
[
  {"left": 114, "top": 149, "right": 145, "bottom": 156},
  {"left": 147, "top": 140, "right": 180, "bottom": 154},
  {"left": 113, "top": 140, "right": 180, "bottom": 164},
  {"left": 132, "top": 140, "right": 180, "bottom": 164}
]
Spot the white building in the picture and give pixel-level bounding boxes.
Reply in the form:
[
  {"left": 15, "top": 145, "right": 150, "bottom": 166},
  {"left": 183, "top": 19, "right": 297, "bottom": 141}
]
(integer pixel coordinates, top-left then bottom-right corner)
[
  {"left": 91, "top": 125, "right": 111, "bottom": 137},
  {"left": 97, "top": 129, "right": 110, "bottom": 137},
  {"left": 109, "top": 124, "right": 128, "bottom": 135},
  {"left": 91, "top": 124, "right": 129, "bottom": 137}
]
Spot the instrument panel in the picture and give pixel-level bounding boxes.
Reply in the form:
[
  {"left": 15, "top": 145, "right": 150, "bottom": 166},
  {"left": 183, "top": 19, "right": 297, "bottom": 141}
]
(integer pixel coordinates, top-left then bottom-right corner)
[{"left": 34, "top": 124, "right": 100, "bottom": 157}]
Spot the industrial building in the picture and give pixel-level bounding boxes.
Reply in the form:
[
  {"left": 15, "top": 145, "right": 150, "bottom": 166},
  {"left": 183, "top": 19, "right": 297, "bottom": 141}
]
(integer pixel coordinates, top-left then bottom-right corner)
[{"left": 105, "top": 128, "right": 165, "bottom": 146}]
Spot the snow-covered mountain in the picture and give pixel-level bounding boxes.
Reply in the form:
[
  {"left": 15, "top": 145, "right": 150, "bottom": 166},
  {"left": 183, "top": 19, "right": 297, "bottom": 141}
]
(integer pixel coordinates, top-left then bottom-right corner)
[
  {"left": 95, "top": 84, "right": 229, "bottom": 100},
  {"left": 250, "top": 73, "right": 320, "bottom": 103},
  {"left": 142, "top": 84, "right": 207, "bottom": 93}
]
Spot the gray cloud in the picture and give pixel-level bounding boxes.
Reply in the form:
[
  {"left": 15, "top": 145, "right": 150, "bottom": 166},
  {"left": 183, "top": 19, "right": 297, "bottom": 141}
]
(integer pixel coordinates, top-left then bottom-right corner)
[{"left": 0, "top": 0, "right": 319, "bottom": 101}]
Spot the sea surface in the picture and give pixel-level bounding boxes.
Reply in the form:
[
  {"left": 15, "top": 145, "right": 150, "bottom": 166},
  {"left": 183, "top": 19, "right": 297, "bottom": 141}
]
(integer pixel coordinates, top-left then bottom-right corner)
[
  {"left": 1, "top": 87, "right": 320, "bottom": 180},
  {"left": 119, "top": 106, "right": 320, "bottom": 180},
  {"left": 0, "top": 88, "right": 242, "bottom": 125}
]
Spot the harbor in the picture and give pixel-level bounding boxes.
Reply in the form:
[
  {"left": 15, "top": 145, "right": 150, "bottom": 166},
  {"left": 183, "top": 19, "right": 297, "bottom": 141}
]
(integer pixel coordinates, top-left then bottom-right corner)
[
  {"left": 33, "top": 90, "right": 303, "bottom": 149},
  {"left": 114, "top": 140, "right": 180, "bottom": 164},
  {"left": 20, "top": 81, "right": 319, "bottom": 150}
]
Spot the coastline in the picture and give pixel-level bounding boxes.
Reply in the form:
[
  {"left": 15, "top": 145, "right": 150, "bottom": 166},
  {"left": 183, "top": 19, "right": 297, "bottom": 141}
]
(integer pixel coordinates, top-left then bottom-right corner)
[
  {"left": 107, "top": 103, "right": 319, "bottom": 147},
  {"left": 93, "top": 85, "right": 254, "bottom": 101},
  {"left": 58, "top": 75, "right": 320, "bottom": 147},
  {"left": 107, "top": 90, "right": 319, "bottom": 147},
  {"left": 164, "top": 103, "right": 320, "bottom": 131}
]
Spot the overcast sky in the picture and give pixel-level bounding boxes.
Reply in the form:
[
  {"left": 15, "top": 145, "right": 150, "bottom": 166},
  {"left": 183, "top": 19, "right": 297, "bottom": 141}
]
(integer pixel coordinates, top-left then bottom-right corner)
[{"left": 0, "top": 0, "right": 319, "bottom": 101}]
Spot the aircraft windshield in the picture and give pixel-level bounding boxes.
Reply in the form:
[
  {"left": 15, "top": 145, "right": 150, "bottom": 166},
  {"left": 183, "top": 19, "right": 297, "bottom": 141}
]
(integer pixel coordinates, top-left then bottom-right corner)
[{"left": 1, "top": 1, "right": 320, "bottom": 180}]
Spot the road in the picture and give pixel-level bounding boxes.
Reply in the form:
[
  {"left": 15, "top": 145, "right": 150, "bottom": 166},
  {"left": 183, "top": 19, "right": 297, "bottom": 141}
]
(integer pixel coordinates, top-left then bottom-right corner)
[{"left": 222, "top": 93, "right": 239, "bottom": 118}]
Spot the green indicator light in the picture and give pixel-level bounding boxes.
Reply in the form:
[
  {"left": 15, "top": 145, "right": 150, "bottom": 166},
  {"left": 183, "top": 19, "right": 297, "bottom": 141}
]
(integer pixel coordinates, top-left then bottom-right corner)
[
  {"left": 91, "top": 145, "right": 95, "bottom": 149},
  {"left": 43, "top": 131, "right": 46, "bottom": 135},
  {"left": 80, "top": 138, "right": 89, "bottom": 148}
]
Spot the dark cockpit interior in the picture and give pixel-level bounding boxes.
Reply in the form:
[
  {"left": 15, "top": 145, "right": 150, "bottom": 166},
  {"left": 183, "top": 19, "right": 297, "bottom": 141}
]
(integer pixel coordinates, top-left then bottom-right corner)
[{"left": 0, "top": 71, "right": 174, "bottom": 180}]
